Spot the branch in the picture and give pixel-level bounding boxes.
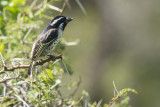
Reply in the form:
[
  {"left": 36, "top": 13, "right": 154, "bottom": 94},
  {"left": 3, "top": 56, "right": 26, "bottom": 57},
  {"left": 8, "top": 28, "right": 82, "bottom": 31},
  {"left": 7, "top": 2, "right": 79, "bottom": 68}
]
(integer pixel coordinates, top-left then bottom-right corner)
[
  {"left": 107, "top": 88, "right": 138, "bottom": 107},
  {"left": 60, "top": 0, "right": 69, "bottom": 15},
  {"left": 33, "top": 0, "right": 50, "bottom": 11},
  {"left": 0, "top": 55, "right": 62, "bottom": 74},
  {"left": 69, "top": 76, "right": 81, "bottom": 97},
  {"left": 0, "top": 77, "right": 24, "bottom": 83},
  {"left": 75, "top": 0, "right": 87, "bottom": 15},
  {"left": 108, "top": 96, "right": 121, "bottom": 107}
]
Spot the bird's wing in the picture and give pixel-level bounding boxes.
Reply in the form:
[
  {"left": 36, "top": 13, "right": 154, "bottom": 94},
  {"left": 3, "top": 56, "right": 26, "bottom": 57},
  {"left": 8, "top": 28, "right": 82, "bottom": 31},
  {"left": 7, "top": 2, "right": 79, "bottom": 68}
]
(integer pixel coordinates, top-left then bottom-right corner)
[{"left": 30, "top": 28, "right": 58, "bottom": 60}]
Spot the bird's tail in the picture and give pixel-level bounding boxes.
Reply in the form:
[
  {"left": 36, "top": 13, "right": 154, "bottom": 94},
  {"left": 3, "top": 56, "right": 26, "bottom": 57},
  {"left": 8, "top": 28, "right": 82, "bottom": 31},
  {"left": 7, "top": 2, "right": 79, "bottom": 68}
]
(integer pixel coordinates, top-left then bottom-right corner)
[{"left": 28, "top": 61, "right": 33, "bottom": 75}]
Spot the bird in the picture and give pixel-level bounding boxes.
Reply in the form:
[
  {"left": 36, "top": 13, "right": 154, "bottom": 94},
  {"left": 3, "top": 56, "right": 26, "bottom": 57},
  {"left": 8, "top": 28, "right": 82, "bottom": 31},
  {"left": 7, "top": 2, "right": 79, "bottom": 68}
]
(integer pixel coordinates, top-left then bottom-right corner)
[{"left": 28, "top": 15, "right": 73, "bottom": 75}]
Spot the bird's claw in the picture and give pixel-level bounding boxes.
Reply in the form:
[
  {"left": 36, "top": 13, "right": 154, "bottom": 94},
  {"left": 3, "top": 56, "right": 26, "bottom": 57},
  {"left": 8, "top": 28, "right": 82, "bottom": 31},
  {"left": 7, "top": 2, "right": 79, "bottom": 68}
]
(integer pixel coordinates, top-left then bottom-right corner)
[{"left": 47, "top": 55, "right": 56, "bottom": 61}]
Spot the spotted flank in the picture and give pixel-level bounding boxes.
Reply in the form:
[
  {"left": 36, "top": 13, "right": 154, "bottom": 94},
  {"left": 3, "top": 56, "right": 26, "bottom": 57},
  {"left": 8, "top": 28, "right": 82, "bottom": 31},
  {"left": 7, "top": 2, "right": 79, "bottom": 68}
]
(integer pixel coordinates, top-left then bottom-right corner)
[{"left": 31, "top": 29, "right": 58, "bottom": 61}]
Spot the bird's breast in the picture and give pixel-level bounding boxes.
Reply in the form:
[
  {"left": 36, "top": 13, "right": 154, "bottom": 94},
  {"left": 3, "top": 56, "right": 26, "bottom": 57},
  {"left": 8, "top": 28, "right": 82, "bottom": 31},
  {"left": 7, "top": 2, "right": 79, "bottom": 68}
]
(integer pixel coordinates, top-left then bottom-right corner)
[
  {"left": 49, "top": 28, "right": 63, "bottom": 48},
  {"left": 56, "top": 28, "right": 63, "bottom": 43},
  {"left": 58, "top": 28, "right": 63, "bottom": 38}
]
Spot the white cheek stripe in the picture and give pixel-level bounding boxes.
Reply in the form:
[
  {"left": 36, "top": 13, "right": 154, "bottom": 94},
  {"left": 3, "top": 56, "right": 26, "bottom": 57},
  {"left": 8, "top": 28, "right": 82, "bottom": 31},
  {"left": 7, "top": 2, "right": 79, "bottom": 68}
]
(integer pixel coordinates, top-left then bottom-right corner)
[
  {"left": 50, "top": 17, "right": 63, "bottom": 26},
  {"left": 59, "top": 23, "right": 64, "bottom": 29}
]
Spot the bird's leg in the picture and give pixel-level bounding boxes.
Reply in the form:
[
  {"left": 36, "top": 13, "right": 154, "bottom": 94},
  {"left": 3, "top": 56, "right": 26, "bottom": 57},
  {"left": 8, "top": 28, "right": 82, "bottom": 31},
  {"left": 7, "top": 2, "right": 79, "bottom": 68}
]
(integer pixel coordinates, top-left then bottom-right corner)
[
  {"left": 36, "top": 59, "right": 43, "bottom": 65},
  {"left": 57, "top": 54, "right": 62, "bottom": 60},
  {"left": 47, "top": 54, "right": 62, "bottom": 65},
  {"left": 47, "top": 55, "right": 56, "bottom": 61},
  {"left": 47, "top": 55, "right": 62, "bottom": 61}
]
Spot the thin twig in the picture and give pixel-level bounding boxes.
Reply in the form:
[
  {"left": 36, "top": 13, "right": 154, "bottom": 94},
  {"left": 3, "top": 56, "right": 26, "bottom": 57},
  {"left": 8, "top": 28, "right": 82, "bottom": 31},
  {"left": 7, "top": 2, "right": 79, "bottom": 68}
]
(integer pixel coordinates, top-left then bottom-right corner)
[
  {"left": 96, "top": 99, "right": 103, "bottom": 107},
  {"left": 113, "top": 81, "right": 119, "bottom": 96},
  {"left": 75, "top": 0, "right": 87, "bottom": 15},
  {"left": 108, "top": 81, "right": 120, "bottom": 107},
  {"left": 3, "top": 85, "right": 6, "bottom": 97},
  {"left": 30, "top": 0, "right": 38, "bottom": 9},
  {"left": 33, "top": 0, "right": 50, "bottom": 11},
  {"left": 69, "top": 76, "right": 81, "bottom": 97},
  {"left": 61, "top": 60, "right": 69, "bottom": 74},
  {"left": 0, "top": 55, "right": 62, "bottom": 74},
  {"left": 107, "top": 96, "right": 121, "bottom": 107},
  {"left": 74, "top": 96, "right": 83, "bottom": 106},
  {"left": 47, "top": 4, "right": 62, "bottom": 12},
  {"left": 23, "top": 27, "right": 33, "bottom": 41},
  {"left": 0, "top": 52, "right": 5, "bottom": 67},
  {"left": 14, "top": 94, "right": 30, "bottom": 107},
  {"left": 60, "top": 0, "right": 69, "bottom": 15},
  {"left": 66, "top": 1, "right": 71, "bottom": 10},
  {"left": 0, "top": 77, "right": 24, "bottom": 83}
]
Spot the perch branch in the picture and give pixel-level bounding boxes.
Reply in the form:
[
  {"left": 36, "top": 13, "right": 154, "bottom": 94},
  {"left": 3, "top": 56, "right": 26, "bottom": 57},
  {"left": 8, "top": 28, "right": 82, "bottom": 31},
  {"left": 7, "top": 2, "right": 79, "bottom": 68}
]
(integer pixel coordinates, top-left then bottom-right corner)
[{"left": 0, "top": 55, "right": 62, "bottom": 74}]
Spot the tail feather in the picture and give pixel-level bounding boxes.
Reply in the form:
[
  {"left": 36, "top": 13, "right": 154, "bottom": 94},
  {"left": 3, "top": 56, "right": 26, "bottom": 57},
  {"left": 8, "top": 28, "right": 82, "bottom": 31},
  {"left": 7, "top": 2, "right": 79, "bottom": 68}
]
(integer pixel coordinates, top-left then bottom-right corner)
[{"left": 28, "top": 61, "right": 33, "bottom": 75}]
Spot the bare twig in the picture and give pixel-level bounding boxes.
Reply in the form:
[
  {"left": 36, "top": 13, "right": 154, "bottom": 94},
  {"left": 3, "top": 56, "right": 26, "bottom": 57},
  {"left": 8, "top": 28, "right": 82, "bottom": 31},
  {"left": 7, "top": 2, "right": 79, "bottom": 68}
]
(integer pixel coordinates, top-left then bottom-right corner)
[
  {"left": 3, "top": 84, "right": 6, "bottom": 97},
  {"left": 0, "top": 77, "right": 24, "bottom": 83},
  {"left": 96, "top": 99, "right": 103, "bottom": 107},
  {"left": 33, "top": 0, "right": 50, "bottom": 11},
  {"left": 66, "top": 1, "right": 71, "bottom": 10},
  {"left": 23, "top": 27, "right": 33, "bottom": 41},
  {"left": 113, "top": 81, "right": 119, "bottom": 96},
  {"left": 62, "top": 39, "right": 79, "bottom": 46},
  {"left": 30, "top": 0, "right": 38, "bottom": 9},
  {"left": 108, "top": 96, "right": 121, "bottom": 107},
  {"left": 75, "top": 0, "right": 87, "bottom": 15},
  {"left": 0, "top": 52, "right": 6, "bottom": 67},
  {"left": 69, "top": 76, "right": 81, "bottom": 97},
  {"left": 0, "top": 55, "right": 62, "bottom": 74},
  {"left": 33, "top": 3, "right": 43, "bottom": 11},
  {"left": 74, "top": 96, "right": 83, "bottom": 106},
  {"left": 14, "top": 94, "right": 30, "bottom": 107},
  {"left": 107, "top": 81, "right": 121, "bottom": 107},
  {"left": 47, "top": 4, "right": 62, "bottom": 12},
  {"left": 61, "top": 60, "right": 69, "bottom": 74},
  {"left": 0, "top": 36, "right": 13, "bottom": 40},
  {"left": 60, "top": 0, "right": 69, "bottom": 15}
]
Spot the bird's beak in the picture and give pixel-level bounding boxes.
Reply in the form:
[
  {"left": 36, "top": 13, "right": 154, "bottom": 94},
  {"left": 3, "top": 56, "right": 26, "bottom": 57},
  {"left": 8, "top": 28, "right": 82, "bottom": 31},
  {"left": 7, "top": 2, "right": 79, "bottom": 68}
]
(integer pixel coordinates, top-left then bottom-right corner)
[{"left": 66, "top": 18, "right": 73, "bottom": 23}]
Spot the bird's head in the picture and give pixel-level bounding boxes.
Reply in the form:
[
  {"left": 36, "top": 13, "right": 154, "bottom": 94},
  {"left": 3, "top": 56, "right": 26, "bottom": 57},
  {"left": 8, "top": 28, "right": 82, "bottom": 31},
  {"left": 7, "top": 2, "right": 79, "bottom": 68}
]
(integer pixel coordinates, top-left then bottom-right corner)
[{"left": 50, "top": 16, "right": 73, "bottom": 30}]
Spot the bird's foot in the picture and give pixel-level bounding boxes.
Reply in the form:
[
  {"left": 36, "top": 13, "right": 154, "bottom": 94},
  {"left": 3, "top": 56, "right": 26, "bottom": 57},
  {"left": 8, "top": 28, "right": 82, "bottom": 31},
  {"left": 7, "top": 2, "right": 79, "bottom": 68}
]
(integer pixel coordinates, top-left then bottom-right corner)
[
  {"left": 47, "top": 55, "right": 62, "bottom": 61},
  {"left": 47, "top": 55, "right": 56, "bottom": 60}
]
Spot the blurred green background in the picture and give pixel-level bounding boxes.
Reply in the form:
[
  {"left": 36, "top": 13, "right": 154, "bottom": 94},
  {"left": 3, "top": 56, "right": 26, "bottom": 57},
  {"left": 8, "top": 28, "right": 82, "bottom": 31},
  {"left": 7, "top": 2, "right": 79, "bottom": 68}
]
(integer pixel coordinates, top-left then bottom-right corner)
[{"left": 62, "top": 0, "right": 160, "bottom": 107}]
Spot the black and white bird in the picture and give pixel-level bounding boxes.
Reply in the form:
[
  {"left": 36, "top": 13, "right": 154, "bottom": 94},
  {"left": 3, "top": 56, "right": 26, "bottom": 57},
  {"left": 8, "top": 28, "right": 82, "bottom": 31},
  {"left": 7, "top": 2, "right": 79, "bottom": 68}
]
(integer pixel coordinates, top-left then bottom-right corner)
[{"left": 28, "top": 16, "right": 73, "bottom": 74}]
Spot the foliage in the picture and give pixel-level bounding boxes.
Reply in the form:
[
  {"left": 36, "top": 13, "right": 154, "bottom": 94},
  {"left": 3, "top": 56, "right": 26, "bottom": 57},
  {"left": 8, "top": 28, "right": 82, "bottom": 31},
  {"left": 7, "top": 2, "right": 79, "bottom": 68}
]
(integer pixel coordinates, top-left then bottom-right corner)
[
  {"left": 106, "top": 88, "right": 138, "bottom": 107},
  {"left": 0, "top": 0, "right": 137, "bottom": 106}
]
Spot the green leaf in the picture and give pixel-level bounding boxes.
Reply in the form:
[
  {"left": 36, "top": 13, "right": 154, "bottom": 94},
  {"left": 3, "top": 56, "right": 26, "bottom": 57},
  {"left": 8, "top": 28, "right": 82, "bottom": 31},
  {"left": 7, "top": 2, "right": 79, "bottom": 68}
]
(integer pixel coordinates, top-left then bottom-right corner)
[
  {"left": 11, "top": 0, "right": 26, "bottom": 6},
  {"left": 0, "top": 44, "right": 4, "bottom": 52},
  {"left": 82, "top": 90, "right": 89, "bottom": 97}
]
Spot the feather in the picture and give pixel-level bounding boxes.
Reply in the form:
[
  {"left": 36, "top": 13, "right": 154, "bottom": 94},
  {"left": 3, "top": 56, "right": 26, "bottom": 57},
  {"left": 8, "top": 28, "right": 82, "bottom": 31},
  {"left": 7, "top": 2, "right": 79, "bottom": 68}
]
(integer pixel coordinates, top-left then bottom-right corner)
[{"left": 31, "top": 28, "right": 58, "bottom": 61}]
